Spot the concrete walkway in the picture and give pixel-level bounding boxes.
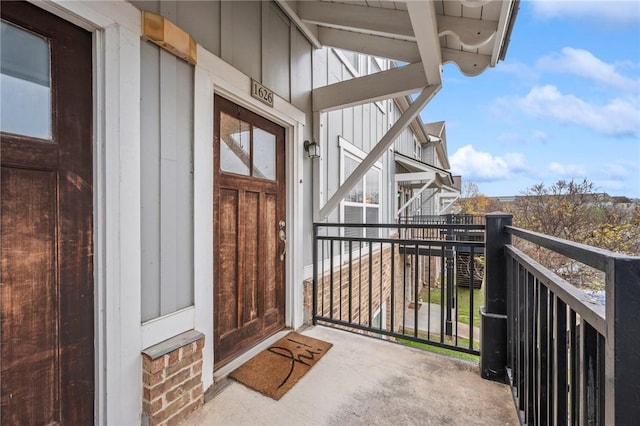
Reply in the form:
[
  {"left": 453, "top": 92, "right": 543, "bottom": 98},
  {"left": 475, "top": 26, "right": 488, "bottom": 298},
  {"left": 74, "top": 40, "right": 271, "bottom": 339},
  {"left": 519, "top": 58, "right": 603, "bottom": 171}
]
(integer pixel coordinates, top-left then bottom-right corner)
[
  {"left": 183, "top": 326, "right": 518, "bottom": 426},
  {"left": 402, "top": 302, "right": 481, "bottom": 342}
]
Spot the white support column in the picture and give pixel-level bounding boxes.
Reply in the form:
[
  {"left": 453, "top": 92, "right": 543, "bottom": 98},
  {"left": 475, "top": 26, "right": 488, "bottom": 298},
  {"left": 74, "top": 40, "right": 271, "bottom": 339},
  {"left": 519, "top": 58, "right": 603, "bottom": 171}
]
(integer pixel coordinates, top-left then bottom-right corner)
[
  {"left": 318, "top": 85, "right": 439, "bottom": 221},
  {"left": 396, "top": 178, "right": 434, "bottom": 219},
  {"left": 312, "top": 110, "right": 322, "bottom": 222},
  {"left": 102, "top": 22, "right": 143, "bottom": 426}
]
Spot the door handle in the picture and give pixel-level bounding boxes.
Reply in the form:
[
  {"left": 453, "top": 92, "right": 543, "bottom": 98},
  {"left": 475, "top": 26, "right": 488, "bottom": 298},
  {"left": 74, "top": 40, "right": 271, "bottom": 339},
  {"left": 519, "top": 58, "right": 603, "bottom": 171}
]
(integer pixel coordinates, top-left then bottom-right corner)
[{"left": 279, "top": 229, "right": 286, "bottom": 261}]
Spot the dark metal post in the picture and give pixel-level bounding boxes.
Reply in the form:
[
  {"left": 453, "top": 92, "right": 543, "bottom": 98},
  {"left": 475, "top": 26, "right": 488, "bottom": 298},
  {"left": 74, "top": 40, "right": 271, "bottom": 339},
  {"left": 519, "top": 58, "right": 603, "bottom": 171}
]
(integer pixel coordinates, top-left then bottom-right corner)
[
  {"left": 605, "top": 256, "right": 640, "bottom": 424},
  {"left": 312, "top": 223, "right": 318, "bottom": 325},
  {"left": 480, "top": 212, "right": 512, "bottom": 382},
  {"left": 445, "top": 214, "right": 454, "bottom": 336}
]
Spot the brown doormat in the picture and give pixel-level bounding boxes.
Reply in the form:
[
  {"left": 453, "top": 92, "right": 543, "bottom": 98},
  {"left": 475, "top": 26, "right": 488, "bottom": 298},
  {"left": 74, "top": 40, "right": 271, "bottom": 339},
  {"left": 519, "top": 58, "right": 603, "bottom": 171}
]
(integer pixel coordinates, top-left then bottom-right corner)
[
  {"left": 408, "top": 302, "right": 422, "bottom": 310},
  {"left": 229, "top": 332, "right": 332, "bottom": 400}
]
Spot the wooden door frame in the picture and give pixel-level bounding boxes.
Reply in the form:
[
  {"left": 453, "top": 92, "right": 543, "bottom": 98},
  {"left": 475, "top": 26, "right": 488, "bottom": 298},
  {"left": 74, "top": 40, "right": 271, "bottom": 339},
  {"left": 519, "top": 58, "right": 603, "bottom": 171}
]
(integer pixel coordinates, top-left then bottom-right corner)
[
  {"left": 212, "top": 94, "right": 286, "bottom": 367},
  {"left": 193, "top": 52, "right": 307, "bottom": 386},
  {"left": 29, "top": 2, "right": 144, "bottom": 424},
  {"left": 204, "top": 80, "right": 307, "bottom": 375},
  {"left": 1, "top": 3, "right": 94, "bottom": 423}
]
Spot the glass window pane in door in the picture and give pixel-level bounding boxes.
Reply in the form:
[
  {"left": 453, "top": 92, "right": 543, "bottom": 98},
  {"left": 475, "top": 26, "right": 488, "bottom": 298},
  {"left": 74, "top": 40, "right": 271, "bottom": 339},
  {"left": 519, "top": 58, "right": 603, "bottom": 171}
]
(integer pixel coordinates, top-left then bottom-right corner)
[
  {"left": 220, "top": 111, "right": 250, "bottom": 176},
  {"left": 0, "top": 21, "right": 51, "bottom": 139},
  {"left": 252, "top": 127, "right": 275, "bottom": 180}
]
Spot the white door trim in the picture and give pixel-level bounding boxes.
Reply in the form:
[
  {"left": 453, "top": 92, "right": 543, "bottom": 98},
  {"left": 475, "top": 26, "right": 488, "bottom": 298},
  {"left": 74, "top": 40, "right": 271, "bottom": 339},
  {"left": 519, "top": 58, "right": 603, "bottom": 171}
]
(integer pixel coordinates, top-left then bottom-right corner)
[{"left": 196, "top": 46, "right": 306, "bottom": 383}]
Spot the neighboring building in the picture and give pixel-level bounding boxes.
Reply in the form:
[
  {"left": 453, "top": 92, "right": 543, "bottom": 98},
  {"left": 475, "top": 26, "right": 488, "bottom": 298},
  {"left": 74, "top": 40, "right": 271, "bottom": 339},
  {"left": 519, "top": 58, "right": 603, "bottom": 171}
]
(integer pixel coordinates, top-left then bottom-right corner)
[
  {"left": 395, "top": 120, "right": 461, "bottom": 219},
  {"left": 0, "top": 1, "right": 517, "bottom": 424}
]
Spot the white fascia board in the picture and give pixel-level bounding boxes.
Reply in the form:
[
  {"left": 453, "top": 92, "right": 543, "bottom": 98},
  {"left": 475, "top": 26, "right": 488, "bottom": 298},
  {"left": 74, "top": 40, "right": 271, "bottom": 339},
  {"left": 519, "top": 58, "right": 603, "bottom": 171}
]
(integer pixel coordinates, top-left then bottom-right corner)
[
  {"left": 439, "top": 184, "right": 461, "bottom": 195},
  {"left": 299, "top": 1, "right": 414, "bottom": 40},
  {"left": 275, "top": 0, "right": 322, "bottom": 49},
  {"left": 434, "top": 139, "right": 451, "bottom": 170},
  {"left": 312, "top": 62, "right": 426, "bottom": 112},
  {"left": 318, "top": 85, "right": 439, "bottom": 221},
  {"left": 406, "top": 1, "right": 442, "bottom": 86},
  {"left": 491, "top": 0, "right": 517, "bottom": 66},
  {"left": 395, "top": 172, "right": 436, "bottom": 182},
  {"left": 395, "top": 153, "right": 451, "bottom": 178},
  {"left": 319, "top": 27, "right": 420, "bottom": 63}
]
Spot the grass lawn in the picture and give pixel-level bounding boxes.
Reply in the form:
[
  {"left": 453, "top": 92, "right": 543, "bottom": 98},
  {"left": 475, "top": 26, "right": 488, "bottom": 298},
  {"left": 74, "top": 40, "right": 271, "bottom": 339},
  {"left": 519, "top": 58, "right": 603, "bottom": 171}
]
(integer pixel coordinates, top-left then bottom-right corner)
[
  {"left": 419, "top": 285, "right": 484, "bottom": 327},
  {"left": 396, "top": 335, "right": 480, "bottom": 363}
]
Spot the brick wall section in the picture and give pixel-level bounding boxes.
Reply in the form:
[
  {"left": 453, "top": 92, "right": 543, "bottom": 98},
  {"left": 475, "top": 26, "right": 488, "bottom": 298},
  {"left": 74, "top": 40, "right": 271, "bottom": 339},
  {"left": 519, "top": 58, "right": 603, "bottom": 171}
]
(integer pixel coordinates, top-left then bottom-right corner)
[
  {"left": 142, "top": 330, "right": 205, "bottom": 426},
  {"left": 305, "top": 246, "right": 404, "bottom": 333}
]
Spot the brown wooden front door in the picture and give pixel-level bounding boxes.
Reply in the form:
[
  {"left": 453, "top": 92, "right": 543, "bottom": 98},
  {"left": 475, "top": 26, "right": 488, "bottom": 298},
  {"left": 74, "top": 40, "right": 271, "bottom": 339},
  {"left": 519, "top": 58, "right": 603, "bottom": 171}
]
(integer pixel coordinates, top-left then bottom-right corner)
[
  {"left": 213, "top": 95, "right": 286, "bottom": 367},
  {"left": 0, "top": 2, "right": 94, "bottom": 424}
]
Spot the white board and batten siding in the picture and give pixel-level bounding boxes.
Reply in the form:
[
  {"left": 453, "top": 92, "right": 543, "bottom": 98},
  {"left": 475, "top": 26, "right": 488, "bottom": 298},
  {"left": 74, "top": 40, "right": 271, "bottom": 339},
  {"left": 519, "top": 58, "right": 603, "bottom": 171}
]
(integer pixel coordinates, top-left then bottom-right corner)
[
  {"left": 314, "top": 47, "right": 399, "bottom": 227},
  {"left": 130, "top": 0, "right": 315, "bottom": 341}
]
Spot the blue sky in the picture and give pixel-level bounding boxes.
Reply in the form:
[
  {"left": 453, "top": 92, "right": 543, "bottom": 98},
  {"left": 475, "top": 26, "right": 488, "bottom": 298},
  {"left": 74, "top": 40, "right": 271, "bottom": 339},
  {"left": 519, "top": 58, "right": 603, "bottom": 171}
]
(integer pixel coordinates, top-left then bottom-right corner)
[{"left": 421, "top": 0, "right": 640, "bottom": 198}]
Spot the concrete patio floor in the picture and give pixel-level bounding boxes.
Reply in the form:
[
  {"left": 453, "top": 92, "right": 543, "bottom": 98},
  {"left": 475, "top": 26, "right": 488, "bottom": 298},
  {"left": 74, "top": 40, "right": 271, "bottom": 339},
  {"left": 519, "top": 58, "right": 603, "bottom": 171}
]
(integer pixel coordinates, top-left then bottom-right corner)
[{"left": 184, "top": 326, "right": 519, "bottom": 426}]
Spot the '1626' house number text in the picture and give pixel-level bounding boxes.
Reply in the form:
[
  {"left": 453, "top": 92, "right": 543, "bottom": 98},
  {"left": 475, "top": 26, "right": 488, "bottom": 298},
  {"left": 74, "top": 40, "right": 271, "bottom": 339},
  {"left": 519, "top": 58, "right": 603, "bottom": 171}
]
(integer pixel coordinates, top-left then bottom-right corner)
[{"left": 251, "top": 79, "right": 274, "bottom": 107}]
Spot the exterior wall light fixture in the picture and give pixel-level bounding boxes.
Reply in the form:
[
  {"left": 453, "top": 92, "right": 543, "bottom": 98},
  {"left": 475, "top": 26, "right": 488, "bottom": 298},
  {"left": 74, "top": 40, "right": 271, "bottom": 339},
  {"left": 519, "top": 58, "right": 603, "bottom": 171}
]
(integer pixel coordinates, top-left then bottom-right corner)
[{"left": 304, "top": 140, "right": 320, "bottom": 159}]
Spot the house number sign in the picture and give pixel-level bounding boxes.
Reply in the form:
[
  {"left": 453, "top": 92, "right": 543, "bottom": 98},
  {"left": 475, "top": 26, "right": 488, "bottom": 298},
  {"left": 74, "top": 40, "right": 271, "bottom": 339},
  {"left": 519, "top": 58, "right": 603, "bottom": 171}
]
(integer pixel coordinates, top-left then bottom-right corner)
[{"left": 251, "top": 79, "right": 274, "bottom": 107}]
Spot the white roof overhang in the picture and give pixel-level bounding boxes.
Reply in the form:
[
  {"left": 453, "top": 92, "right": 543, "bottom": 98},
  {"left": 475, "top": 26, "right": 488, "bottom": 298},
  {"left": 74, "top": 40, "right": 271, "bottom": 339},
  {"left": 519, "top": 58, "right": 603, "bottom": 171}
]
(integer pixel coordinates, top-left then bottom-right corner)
[
  {"left": 278, "top": 0, "right": 519, "bottom": 101},
  {"left": 294, "top": 0, "right": 519, "bottom": 221},
  {"left": 395, "top": 152, "right": 461, "bottom": 217},
  {"left": 395, "top": 152, "right": 455, "bottom": 188}
]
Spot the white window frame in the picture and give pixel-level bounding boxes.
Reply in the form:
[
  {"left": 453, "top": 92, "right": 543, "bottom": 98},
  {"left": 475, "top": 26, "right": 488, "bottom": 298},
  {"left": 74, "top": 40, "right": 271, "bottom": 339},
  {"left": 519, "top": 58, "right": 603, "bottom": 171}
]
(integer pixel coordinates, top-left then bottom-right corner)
[
  {"left": 339, "top": 136, "right": 382, "bottom": 243},
  {"left": 413, "top": 137, "right": 421, "bottom": 160}
]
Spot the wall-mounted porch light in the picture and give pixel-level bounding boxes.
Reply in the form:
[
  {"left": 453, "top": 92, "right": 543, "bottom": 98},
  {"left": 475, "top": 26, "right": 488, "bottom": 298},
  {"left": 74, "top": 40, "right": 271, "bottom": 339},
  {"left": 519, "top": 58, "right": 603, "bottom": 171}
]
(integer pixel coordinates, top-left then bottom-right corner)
[{"left": 304, "top": 140, "right": 320, "bottom": 159}]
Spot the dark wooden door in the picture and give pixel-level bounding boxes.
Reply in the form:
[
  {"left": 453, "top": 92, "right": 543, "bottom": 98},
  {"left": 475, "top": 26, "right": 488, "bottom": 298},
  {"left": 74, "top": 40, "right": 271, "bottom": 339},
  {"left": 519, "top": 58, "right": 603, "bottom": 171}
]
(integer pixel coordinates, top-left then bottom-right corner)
[
  {"left": 0, "top": 2, "right": 94, "bottom": 424},
  {"left": 213, "top": 95, "right": 286, "bottom": 367}
]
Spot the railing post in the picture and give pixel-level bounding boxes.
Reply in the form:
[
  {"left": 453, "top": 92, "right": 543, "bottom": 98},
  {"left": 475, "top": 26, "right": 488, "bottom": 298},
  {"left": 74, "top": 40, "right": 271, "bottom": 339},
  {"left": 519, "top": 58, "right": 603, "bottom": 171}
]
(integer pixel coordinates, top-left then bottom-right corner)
[
  {"left": 480, "top": 212, "right": 512, "bottom": 382},
  {"left": 605, "top": 256, "right": 640, "bottom": 424},
  {"left": 312, "top": 223, "right": 318, "bottom": 326},
  {"left": 445, "top": 213, "right": 454, "bottom": 336}
]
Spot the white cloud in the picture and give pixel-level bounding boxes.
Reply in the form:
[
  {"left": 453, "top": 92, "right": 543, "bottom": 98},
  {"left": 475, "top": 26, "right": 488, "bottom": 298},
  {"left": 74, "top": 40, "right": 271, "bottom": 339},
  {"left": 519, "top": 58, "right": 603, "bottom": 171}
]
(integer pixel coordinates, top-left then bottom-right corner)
[
  {"left": 450, "top": 145, "right": 527, "bottom": 182},
  {"left": 603, "top": 161, "right": 632, "bottom": 179},
  {"left": 537, "top": 47, "right": 639, "bottom": 92},
  {"left": 510, "top": 85, "right": 640, "bottom": 136},
  {"left": 548, "top": 162, "right": 588, "bottom": 177},
  {"left": 530, "top": 0, "right": 640, "bottom": 25}
]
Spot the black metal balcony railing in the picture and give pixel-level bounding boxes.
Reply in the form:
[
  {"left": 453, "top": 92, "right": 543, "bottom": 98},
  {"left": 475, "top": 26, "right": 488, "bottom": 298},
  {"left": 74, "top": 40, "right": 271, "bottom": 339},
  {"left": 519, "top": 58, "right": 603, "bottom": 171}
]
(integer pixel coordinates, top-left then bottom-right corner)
[
  {"left": 312, "top": 220, "right": 486, "bottom": 355},
  {"left": 313, "top": 214, "right": 640, "bottom": 425},
  {"left": 398, "top": 214, "right": 485, "bottom": 225},
  {"left": 482, "top": 213, "right": 640, "bottom": 425}
]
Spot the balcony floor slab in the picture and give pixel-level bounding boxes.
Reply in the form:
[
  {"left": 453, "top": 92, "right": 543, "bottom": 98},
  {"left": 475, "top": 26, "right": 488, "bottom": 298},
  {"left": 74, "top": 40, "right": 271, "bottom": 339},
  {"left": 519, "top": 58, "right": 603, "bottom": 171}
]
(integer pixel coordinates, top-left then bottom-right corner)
[{"left": 184, "top": 326, "right": 519, "bottom": 425}]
